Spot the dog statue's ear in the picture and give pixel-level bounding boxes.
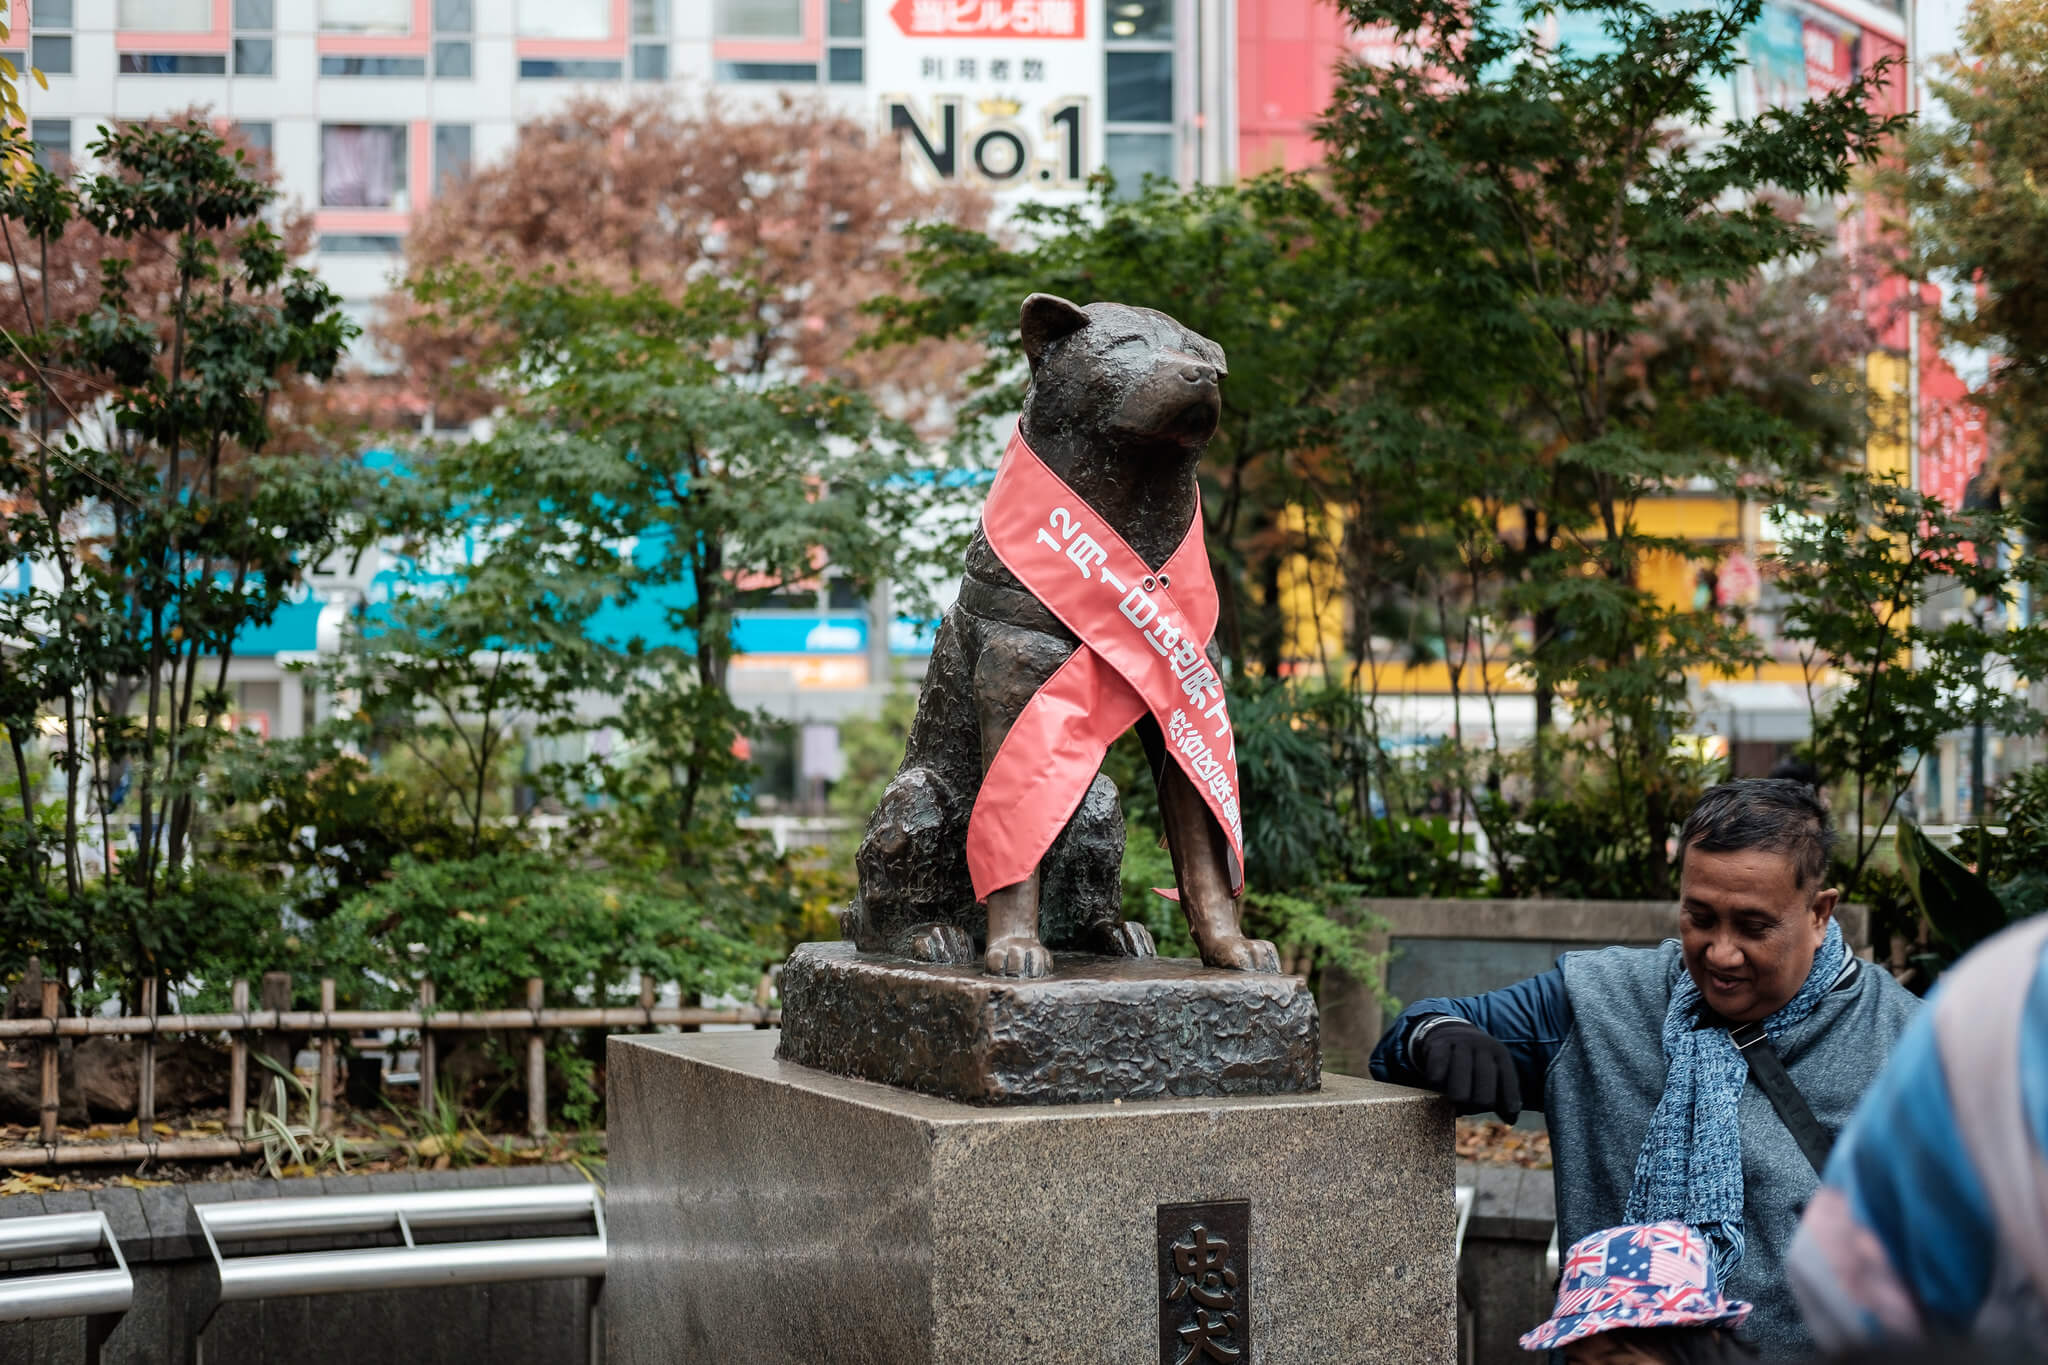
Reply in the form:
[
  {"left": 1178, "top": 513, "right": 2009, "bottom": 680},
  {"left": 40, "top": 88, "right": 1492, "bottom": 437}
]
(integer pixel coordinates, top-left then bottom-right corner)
[{"left": 1020, "top": 293, "right": 1090, "bottom": 373}]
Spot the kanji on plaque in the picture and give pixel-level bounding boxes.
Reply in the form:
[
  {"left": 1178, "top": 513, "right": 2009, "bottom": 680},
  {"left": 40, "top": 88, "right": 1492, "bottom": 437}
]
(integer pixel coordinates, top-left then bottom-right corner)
[
  {"left": 890, "top": 0, "right": 1085, "bottom": 38},
  {"left": 1157, "top": 1201, "right": 1252, "bottom": 1365}
]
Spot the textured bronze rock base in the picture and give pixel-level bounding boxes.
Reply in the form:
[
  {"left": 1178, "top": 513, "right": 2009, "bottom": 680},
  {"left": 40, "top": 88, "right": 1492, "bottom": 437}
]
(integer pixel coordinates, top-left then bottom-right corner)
[
  {"left": 606, "top": 1031, "right": 1457, "bottom": 1365},
  {"left": 775, "top": 940, "right": 1320, "bottom": 1105}
]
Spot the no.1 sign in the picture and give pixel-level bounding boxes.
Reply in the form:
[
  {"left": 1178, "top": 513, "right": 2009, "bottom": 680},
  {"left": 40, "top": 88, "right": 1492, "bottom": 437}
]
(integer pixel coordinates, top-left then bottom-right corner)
[{"left": 868, "top": 0, "right": 1103, "bottom": 196}]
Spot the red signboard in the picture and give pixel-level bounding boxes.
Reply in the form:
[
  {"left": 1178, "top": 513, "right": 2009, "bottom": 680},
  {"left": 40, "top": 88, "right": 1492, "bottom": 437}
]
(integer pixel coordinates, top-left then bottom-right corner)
[{"left": 888, "top": 0, "right": 1084, "bottom": 38}]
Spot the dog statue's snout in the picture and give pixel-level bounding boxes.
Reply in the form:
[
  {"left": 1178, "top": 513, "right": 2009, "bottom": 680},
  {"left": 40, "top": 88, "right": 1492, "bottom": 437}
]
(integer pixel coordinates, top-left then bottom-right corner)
[{"left": 1180, "top": 362, "right": 1216, "bottom": 386}]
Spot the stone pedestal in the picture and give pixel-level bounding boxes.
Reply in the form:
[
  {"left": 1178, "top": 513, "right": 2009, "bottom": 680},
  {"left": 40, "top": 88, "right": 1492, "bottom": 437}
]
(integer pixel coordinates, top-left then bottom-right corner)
[
  {"left": 607, "top": 1031, "right": 1456, "bottom": 1365},
  {"left": 777, "top": 942, "right": 1321, "bottom": 1105}
]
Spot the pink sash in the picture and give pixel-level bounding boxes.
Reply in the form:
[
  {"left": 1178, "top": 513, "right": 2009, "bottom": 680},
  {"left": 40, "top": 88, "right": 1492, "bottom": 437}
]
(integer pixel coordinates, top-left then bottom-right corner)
[{"left": 964, "top": 426, "right": 1245, "bottom": 902}]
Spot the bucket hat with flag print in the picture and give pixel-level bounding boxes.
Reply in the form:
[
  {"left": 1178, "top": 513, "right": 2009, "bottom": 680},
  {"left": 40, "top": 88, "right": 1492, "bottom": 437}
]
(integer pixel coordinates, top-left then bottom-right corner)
[{"left": 1521, "top": 1222, "right": 1754, "bottom": 1352}]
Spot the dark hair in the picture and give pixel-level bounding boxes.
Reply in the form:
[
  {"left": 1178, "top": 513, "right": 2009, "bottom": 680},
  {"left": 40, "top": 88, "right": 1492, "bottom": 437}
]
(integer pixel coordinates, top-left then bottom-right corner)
[
  {"left": 1679, "top": 779, "right": 1836, "bottom": 890},
  {"left": 1581, "top": 1334, "right": 1761, "bottom": 1365},
  {"left": 1768, "top": 757, "right": 1822, "bottom": 791},
  {"left": 1582, "top": 1327, "right": 1760, "bottom": 1363}
]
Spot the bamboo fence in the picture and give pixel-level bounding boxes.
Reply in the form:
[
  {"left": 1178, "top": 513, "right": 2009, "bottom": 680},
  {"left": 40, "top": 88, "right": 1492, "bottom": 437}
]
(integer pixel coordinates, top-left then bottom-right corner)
[{"left": 1, "top": 971, "right": 777, "bottom": 1167}]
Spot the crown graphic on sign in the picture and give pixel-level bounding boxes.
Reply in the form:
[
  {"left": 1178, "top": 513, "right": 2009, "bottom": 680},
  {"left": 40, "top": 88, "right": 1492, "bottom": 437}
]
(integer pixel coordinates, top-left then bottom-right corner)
[{"left": 977, "top": 95, "right": 1023, "bottom": 117}]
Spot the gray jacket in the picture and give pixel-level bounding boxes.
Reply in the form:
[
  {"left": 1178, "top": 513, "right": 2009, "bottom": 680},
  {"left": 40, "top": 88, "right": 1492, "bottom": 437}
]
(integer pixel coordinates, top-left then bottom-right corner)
[{"left": 1547, "top": 942, "right": 1921, "bottom": 1358}]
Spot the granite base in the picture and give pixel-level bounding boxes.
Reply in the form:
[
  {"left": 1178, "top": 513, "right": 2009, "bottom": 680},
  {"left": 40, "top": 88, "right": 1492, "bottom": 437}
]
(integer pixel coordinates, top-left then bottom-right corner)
[
  {"left": 607, "top": 1030, "right": 1456, "bottom": 1365},
  {"left": 776, "top": 941, "right": 1322, "bottom": 1105}
]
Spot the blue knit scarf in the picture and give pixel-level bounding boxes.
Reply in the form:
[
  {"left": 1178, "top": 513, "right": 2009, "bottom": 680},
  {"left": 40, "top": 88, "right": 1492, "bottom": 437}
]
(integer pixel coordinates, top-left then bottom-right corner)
[{"left": 1623, "top": 919, "right": 1847, "bottom": 1282}]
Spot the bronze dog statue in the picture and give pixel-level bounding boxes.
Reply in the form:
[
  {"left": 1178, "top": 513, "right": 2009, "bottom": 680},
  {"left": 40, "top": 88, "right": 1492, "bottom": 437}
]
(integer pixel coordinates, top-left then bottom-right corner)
[{"left": 847, "top": 293, "right": 1281, "bottom": 980}]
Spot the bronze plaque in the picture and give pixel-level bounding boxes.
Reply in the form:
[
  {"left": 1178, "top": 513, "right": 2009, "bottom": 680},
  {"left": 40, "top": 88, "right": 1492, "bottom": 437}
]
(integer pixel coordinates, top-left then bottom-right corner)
[{"left": 1158, "top": 1200, "right": 1250, "bottom": 1365}]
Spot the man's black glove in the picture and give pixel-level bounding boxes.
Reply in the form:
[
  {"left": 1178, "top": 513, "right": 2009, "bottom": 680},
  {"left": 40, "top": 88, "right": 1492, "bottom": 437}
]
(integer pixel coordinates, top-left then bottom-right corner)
[{"left": 1409, "top": 1016, "right": 1523, "bottom": 1123}]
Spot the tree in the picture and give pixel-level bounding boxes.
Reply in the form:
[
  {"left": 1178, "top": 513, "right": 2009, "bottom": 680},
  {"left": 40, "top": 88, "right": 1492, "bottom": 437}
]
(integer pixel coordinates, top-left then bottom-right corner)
[
  {"left": 1771, "top": 470, "right": 2048, "bottom": 882},
  {"left": 871, "top": 173, "right": 1384, "bottom": 676},
  {"left": 383, "top": 97, "right": 984, "bottom": 428},
  {"left": 0, "top": 118, "right": 360, "bottom": 997},
  {"left": 1907, "top": 0, "right": 2048, "bottom": 525},
  {"left": 387, "top": 265, "right": 949, "bottom": 870},
  {"left": 1316, "top": 0, "right": 1905, "bottom": 893}
]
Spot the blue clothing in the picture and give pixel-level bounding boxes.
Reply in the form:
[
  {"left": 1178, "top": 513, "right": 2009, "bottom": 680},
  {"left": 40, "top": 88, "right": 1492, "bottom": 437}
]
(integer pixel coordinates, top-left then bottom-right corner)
[
  {"left": 1372, "top": 940, "right": 1921, "bottom": 1358},
  {"left": 1789, "top": 916, "right": 2048, "bottom": 1348},
  {"left": 1624, "top": 920, "right": 1849, "bottom": 1281}
]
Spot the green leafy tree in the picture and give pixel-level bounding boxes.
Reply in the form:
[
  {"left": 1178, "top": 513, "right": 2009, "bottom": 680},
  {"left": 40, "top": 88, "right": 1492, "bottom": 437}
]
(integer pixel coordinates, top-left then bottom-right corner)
[
  {"left": 871, "top": 174, "right": 1382, "bottom": 676},
  {"left": 1906, "top": 0, "right": 2048, "bottom": 524},
  {"left": 1317, "top": 0, "right": 1902, "bottom": 893},
  {"left": 0, "top": 118, "right": 359, "bottom": 998},
  {"left": 389, "top": 268, "right": 950, "bottom": 878},
  {"left": 1771, "top": 470, "right": 2048, "bottom": 881}
]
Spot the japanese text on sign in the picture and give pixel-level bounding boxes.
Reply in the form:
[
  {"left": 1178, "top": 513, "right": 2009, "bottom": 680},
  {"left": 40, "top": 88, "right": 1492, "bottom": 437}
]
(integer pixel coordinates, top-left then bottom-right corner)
[
  {"left": 890, "top": 0, "right": 1083, "bottom": 37},
  {"left": 1034, "top": 502, "right": 1242, "bottom": 846},
  {"left": 1157, "top": 1204, "right": 1251, "bottom": 1365}
]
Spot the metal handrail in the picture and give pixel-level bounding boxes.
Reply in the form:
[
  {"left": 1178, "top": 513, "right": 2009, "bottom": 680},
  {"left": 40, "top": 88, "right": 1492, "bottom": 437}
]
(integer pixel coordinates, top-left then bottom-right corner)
[
  {"left": 0, "top": 1209, "right": 132, "bottom": 1363},
  {"left": 196, "top": 1184, "right": 599, "bottom": 1242},
  {"left": 193, "top": 1184, "right": 606, "bottom": 1363},
  {"left": 209, "top": 1235, "right": 607, "bottom": 1300},
  {"left": 0, "top": 1211, "right": 117, "bottom": 1261}
]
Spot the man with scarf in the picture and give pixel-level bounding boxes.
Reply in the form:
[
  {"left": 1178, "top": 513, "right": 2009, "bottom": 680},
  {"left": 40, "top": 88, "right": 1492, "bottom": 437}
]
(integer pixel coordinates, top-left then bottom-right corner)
[{"left": 1371, "top": 779, "right": 1921, "bottom": 1357}]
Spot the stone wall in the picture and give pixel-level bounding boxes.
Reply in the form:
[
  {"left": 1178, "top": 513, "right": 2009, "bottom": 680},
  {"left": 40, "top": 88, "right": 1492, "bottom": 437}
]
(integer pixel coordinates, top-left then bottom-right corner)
[{"left": 0, "top": 1164, "right": 602, "bottom": 1365}]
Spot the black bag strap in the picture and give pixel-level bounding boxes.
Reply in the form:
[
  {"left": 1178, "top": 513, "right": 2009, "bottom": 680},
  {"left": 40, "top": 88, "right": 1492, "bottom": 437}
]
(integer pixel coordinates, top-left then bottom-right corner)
[{"left": 1729, "top": 1020, "right": 1833, "bottom": 1175}]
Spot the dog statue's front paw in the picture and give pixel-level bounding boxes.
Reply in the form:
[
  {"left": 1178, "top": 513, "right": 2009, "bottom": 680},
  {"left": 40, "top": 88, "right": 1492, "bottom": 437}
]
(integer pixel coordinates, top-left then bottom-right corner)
[
  {"left": 1199, "top": 934, "right": 1282, "bottom": 974},
  {"left": 985, "top": 935, "right": 1054, "bottom": 978},
  {"left": 902, "top": 922, "right": 976, "bottom": 965}
]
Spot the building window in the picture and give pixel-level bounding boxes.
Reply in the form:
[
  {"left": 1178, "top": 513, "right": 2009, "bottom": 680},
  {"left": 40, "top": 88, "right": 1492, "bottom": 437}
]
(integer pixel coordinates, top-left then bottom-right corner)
[
  {"left": 1104, "top": 132, "right": 1171, "bottom": 191},
  {"left": 30, "top": 119, "right": 69, "bottom": 172},
  {"left": 236, "top": 120, "right": 274, "bottom": 163},
  {"left": 119, "top": 53, "right": 229, "bottom": 74},
  {"left": 322, "top": 55, "right": 428, "bottom": 77},
  {"left": 121, "top": 0, "right": 209, "bottom": 28},
  {"left": 517, "top": 0, "right": 609, "bottom": 38},
  {"left": 716, "top": 0, "right": 803, "bottom": 38},
  {"left": 631, "top": 44, "right": 667, "bottom": 81},
  {"left": 432, "top": 123, "right": 471, "bottom": 193},
  {"left": 1106, "top": 50, "right": 1172, "bottom": 122},
  {"left": 30, "top": 0, "right": 72, "bottom": 77},
  {"left": 827, "top": 47, "right": 861, "bottom": 83},
  {"left": 433, "top": 40, "right": 472, "bottom": 77},
  {"left": 433, "top": 0, "right": 473, "bottom": 30},
  {"left": 235, "top": 38, "right": 273, "bottom": 75},
  {"left": 519, "top": 58, "right": 623, "bottom": 79},
  {"left": 632, "top": 0, "right": 668, "bottom": 34},
  {"left": 320, "top": 234, "right": 403, "bottom": 254},
  {"left": 29, "top": 35, "right": 69, "bottom": 74},
  {"left": 1107, "top": 0, "right": 1170, "bottom": 39},
  {"left": 319, "top": 0, "right": 410, "bottom": 35},
  {"left": 320, "top": 124, "right": 407, "bottom": 208},
  {"left": 1103, "top": 0, "right": 1173, "bottom": 192},
  {"left": 234, "top": 0, "right": 272, "bottom": 75},
  {"left": 716, "top": 61, "right": 815, "bottom": 81},
  {"left": 827, "top": 0, "right": 861, "bottom": 37}
]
